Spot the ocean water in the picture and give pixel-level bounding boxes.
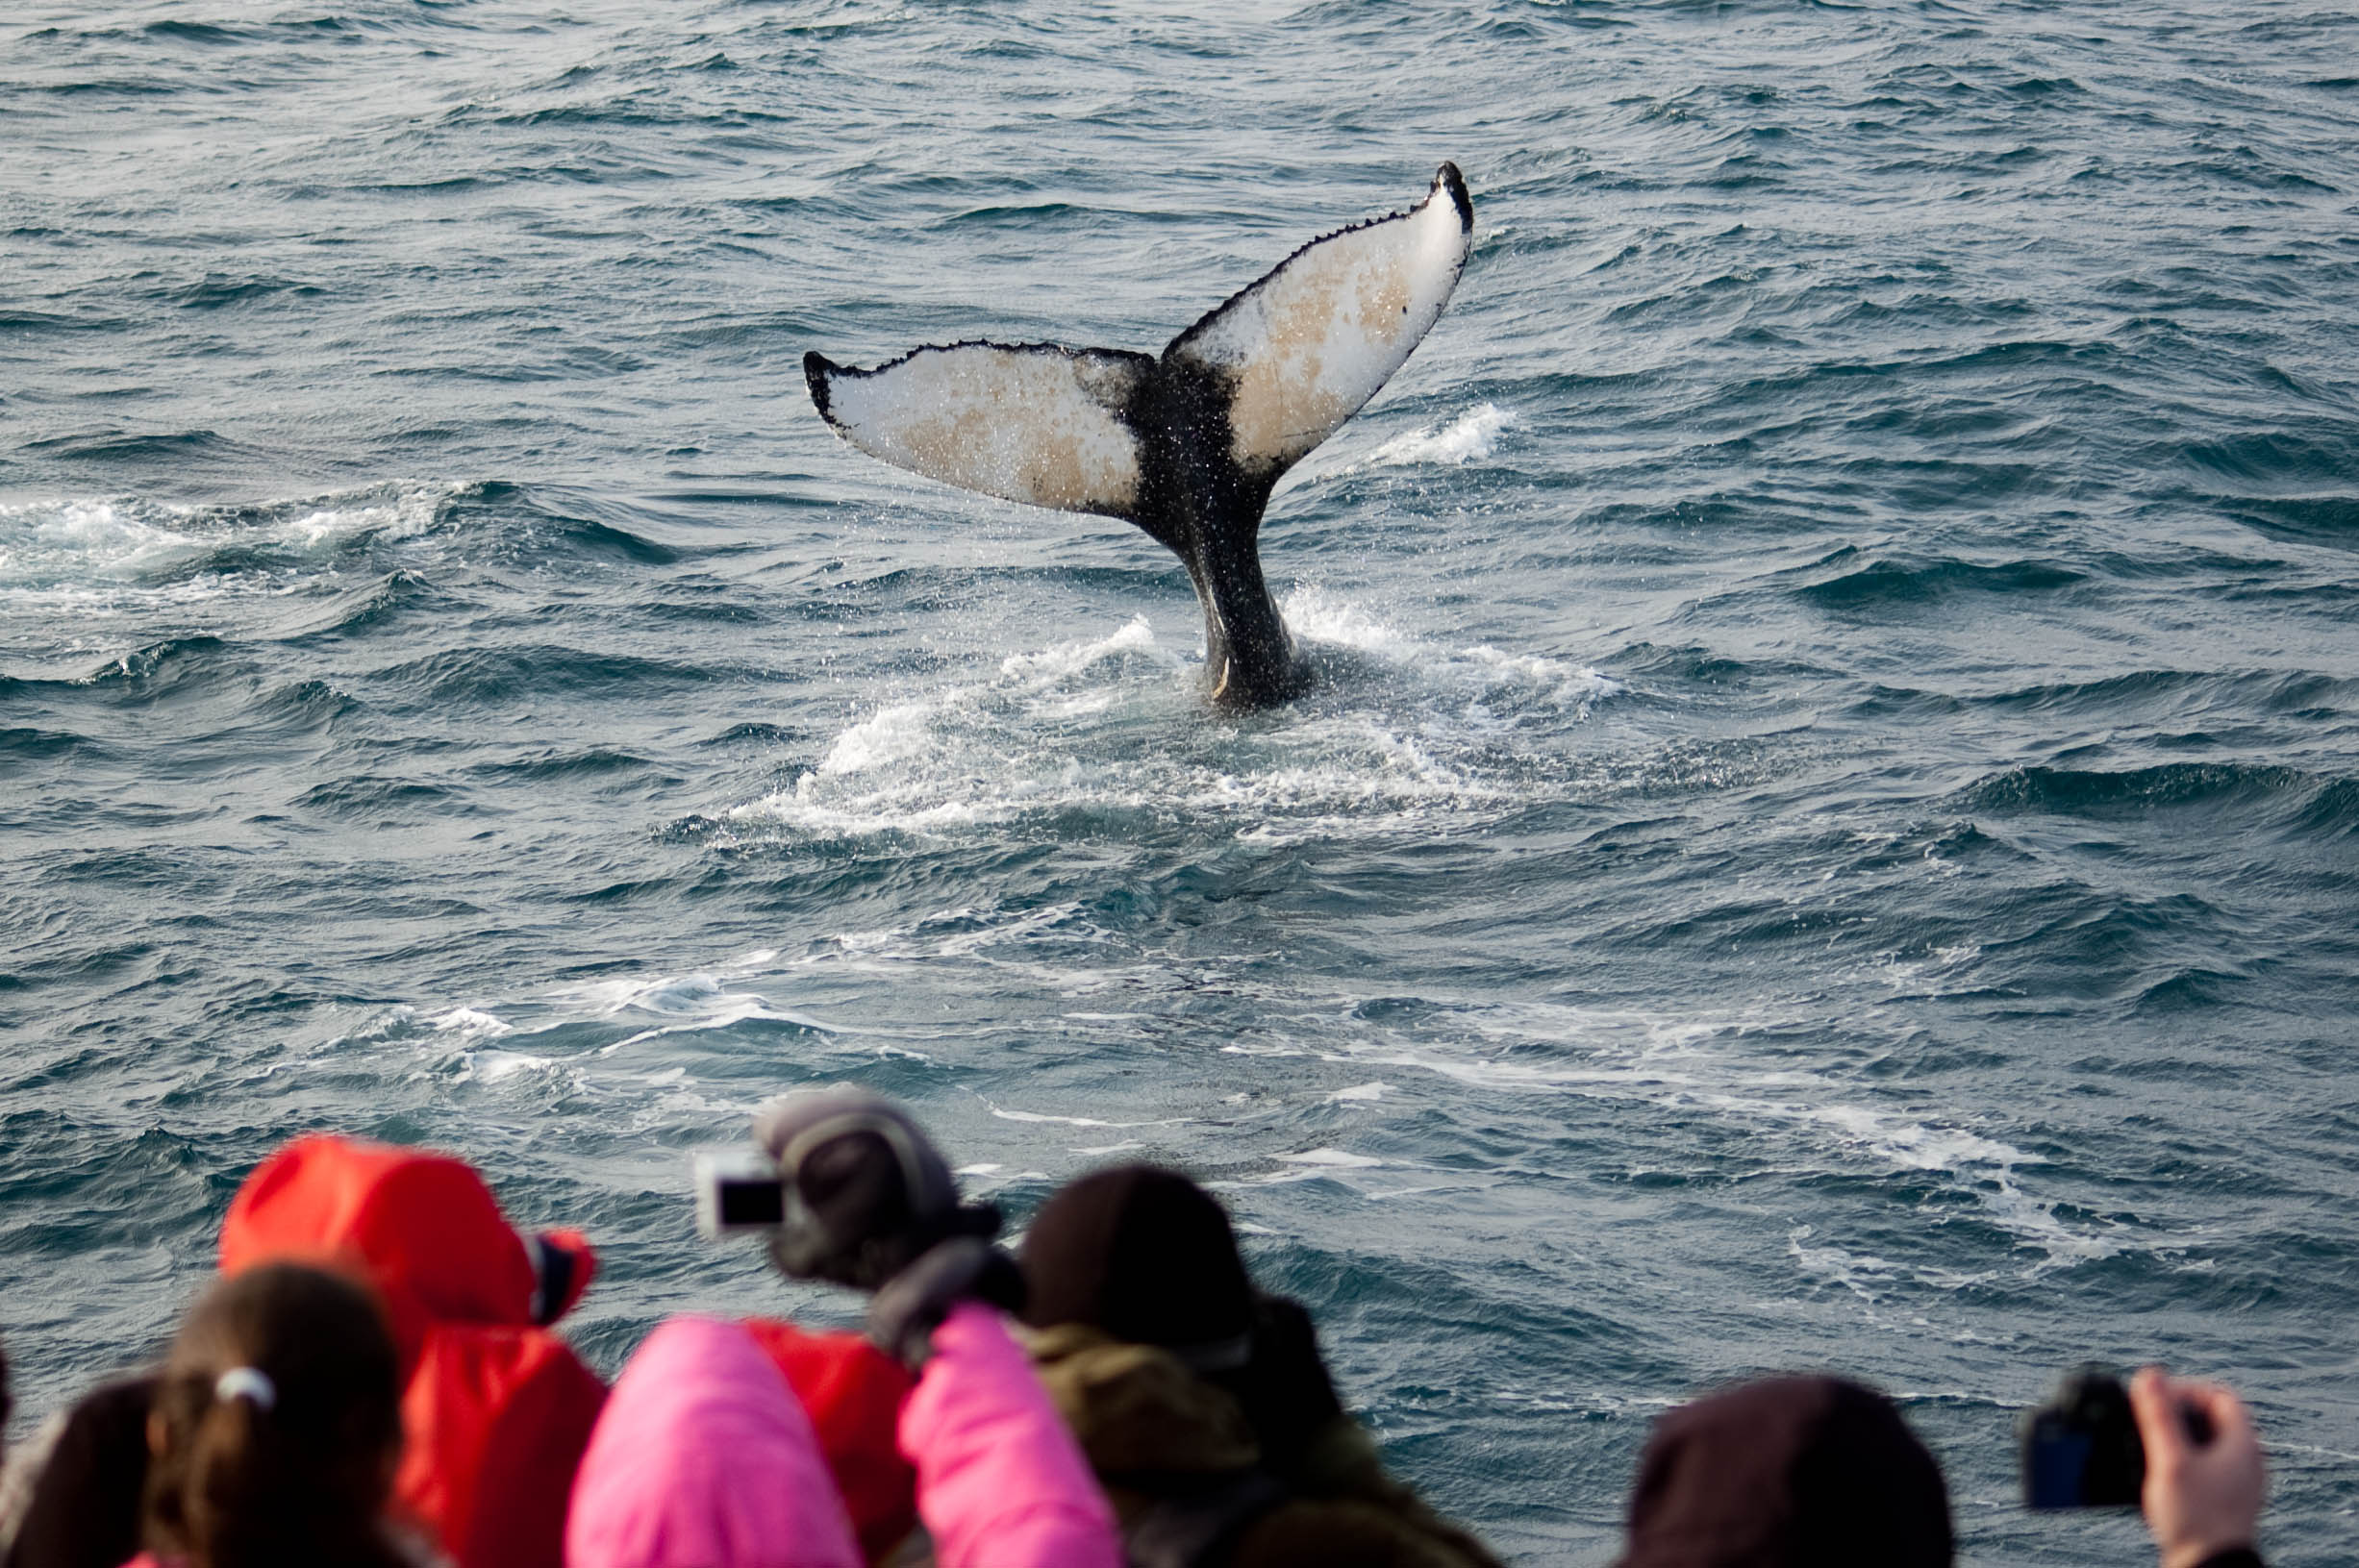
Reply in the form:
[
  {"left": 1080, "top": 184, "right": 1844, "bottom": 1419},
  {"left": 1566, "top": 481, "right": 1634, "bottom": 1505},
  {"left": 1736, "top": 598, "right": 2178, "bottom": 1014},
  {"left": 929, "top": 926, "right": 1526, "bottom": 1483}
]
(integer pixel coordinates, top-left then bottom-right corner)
[{"left": 4, "top": 0, "right": 2357, "bottom": 1560}]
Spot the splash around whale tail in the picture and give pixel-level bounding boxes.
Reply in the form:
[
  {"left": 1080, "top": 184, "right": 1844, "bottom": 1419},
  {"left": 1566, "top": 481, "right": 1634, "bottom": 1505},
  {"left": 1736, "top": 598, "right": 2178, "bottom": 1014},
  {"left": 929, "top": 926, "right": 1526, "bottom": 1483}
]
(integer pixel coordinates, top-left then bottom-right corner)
[{"left": 803, "top": 163, "right": 1472, "bottom": 516}]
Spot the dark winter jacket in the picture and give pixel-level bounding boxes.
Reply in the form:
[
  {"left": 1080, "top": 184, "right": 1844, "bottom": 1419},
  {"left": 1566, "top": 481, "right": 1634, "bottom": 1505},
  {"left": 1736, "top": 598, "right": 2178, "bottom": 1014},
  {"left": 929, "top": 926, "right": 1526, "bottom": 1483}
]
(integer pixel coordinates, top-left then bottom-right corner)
[{"left": 1023, "top": 1321, "right": 1501, "bottom": 1568}]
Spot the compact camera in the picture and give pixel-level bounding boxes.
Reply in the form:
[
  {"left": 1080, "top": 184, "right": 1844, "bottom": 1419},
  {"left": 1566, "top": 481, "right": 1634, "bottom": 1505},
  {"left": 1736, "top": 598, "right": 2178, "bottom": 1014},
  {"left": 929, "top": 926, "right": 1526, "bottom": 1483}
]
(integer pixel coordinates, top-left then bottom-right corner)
[
  {"left": 2020, "top": 1365, "right": 2147, "bottom": 1508},
  {"left": 692, "top": 1149, "right": 788, "bottom": 1240}
]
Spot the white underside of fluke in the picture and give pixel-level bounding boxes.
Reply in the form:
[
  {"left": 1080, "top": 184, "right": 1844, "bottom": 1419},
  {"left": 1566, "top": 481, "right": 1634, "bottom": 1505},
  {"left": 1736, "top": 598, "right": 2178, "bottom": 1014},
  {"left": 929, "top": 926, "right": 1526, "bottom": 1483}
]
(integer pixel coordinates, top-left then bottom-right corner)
[
  {"left": 1169, "top": 168, "right": 1472, "bottom": 476},
  {"left": 814, "top": 344, "right": 1150, "bottom": 516},
  {"left": 809, "top": 165, "right": 1472, "bottom": 516}
]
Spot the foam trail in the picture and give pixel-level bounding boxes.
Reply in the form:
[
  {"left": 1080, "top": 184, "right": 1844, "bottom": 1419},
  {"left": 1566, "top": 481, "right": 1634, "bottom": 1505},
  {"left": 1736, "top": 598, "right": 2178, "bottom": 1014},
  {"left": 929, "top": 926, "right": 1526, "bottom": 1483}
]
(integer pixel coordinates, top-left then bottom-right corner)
[
  {"left": 0, "top": 486, "right": 458, "bottom": 668},
  {"left": 1283, "top": 993, "right": 2128, "bottom": 1277}
]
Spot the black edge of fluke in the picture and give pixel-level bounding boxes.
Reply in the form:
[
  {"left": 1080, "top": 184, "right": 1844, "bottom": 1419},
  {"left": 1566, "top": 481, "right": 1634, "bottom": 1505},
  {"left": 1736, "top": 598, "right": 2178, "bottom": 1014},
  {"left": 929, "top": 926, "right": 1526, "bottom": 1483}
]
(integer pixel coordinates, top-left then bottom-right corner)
[
  {"left": 1435, "top": 162, "right": 1471, "bottom": 232},
  {"left": 803, "top": 352, "right": 837, "bottom": 422}
]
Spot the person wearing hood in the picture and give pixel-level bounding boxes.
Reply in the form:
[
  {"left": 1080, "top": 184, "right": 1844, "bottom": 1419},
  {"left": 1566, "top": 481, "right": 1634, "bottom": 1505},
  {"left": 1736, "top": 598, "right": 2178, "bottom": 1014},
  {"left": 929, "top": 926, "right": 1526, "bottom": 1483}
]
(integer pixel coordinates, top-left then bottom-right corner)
[
  {"left": 564, "top": 1316, "right": 865, "bottom": 1568},
  {"left": 567, "top": 1087, "right": 1119, "bottom": 1568},
  {"left": 2, "top": 1135, "right": 605, "bottom": 1568},
  {"left": 1017, "top": 1163, "right": 1502, "bottom": 1568}
]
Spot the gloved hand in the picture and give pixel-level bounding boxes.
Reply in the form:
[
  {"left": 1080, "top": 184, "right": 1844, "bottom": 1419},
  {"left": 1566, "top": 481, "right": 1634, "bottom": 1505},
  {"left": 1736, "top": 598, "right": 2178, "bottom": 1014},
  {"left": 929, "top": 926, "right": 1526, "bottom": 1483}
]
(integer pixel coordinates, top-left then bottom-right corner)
[
  {"left": 867, "top": 1236, "right": 1028, "bottom": 1367},
  {"left": 752, "top": 1086, "right": 1003, "bottom": 1292}
]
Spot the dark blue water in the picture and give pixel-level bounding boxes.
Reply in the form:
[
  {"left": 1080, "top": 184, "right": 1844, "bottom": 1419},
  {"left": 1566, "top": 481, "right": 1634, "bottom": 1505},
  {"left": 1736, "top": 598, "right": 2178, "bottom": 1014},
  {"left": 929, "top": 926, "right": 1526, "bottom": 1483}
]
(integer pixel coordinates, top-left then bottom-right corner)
[{"left": 5, "top": 2, "right": 2357, "bottom": 1561}]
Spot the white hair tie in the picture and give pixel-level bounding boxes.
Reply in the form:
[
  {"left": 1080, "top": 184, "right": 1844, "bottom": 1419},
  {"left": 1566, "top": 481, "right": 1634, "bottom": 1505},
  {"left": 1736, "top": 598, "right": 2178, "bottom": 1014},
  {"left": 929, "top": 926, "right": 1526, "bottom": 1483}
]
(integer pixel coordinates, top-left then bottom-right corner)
[{"left": 213, "top": 1366, "right": 276, "bottom": 1412}]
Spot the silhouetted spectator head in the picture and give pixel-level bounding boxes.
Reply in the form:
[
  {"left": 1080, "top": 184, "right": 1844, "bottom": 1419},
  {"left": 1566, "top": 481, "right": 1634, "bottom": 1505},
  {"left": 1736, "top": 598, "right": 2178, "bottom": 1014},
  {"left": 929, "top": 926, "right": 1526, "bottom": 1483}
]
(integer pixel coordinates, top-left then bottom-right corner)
[
  {"left": 1019, "top": 1164, "right": 1255, "bottom": 1357},
  {"left": 1617, "top": 1375, "right": 1952, "bottom": 1568}
]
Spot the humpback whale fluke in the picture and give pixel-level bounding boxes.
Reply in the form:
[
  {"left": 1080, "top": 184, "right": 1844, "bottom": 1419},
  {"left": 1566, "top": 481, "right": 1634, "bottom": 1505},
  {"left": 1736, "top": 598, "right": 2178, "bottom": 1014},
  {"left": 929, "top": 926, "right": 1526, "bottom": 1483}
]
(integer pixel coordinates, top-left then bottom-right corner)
[{"left": 805, "top": 163, "right": 1474, "bottom": 709}]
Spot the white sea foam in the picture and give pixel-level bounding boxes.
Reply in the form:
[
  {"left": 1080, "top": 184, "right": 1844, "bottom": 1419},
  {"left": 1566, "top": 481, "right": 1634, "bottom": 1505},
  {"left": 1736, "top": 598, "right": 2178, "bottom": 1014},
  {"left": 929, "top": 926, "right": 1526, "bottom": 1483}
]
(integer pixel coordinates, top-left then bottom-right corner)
[
  {"left": 981, "top": 1101, "right": 1195, "bottom": 1131},
  {"left": 431, "top": 1008, "right": 514, "bottom": 1040},
  {"left": 455, "top": 1049, "right": 557, "bottom": 1084},
  {"left": 1786, "top": 1226, "right": 2002, "bottom": 1308},
  {"left": 995, "top": 614, "right": 1174, "bottom": 684},
  {"left": 725, "top": 595, "right": 1616, "bottom": 846},
  {"left": 1285, "top": 585, "right": 1620, "bottom": 729},
  {"left": 0, "top": 485, "right": 456, "bottom": 664},
  {"left": 0, "top": 486, "right": 445, "bottom": 589},
  {"left": 540, "top": 969, "right": 853, "bottom": 1050},
  {"left": 0, "top": 500, "right": 211, "bottom": 584},
  {"left": 1359, "top": 403, "right": 1513, "bottom": 468}
]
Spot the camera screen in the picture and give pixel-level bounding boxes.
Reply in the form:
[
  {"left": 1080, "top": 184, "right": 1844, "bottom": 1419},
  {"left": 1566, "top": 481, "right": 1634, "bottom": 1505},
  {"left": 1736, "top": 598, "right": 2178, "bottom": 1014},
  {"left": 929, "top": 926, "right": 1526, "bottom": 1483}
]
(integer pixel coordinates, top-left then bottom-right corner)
[{"left": 716, "top": 1177, "right": 785, "bottom": 1228}]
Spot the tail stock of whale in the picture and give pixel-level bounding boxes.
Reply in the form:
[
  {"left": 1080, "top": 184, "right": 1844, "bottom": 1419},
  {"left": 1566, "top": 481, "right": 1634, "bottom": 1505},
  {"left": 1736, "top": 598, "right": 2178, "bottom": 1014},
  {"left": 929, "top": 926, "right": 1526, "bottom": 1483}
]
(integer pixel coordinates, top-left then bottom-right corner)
[{"left": 805, "top": 163, "right": 1474, "bottom": 709}]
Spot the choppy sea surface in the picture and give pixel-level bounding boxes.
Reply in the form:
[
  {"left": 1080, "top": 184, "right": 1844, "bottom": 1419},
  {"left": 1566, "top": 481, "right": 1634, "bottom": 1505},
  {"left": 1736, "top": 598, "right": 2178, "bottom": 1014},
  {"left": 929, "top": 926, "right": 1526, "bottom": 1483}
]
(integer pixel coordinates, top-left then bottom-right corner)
[{"left": 5, "top": 0, "right": 2357, "bottom": 1559}]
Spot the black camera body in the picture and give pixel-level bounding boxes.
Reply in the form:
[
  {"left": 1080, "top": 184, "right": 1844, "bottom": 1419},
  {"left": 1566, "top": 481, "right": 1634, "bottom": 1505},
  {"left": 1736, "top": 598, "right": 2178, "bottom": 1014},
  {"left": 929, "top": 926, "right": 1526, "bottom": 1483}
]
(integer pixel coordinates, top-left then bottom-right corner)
[{"left": 2020, "top": 1365, "right": 2146, "bottom": 1508}]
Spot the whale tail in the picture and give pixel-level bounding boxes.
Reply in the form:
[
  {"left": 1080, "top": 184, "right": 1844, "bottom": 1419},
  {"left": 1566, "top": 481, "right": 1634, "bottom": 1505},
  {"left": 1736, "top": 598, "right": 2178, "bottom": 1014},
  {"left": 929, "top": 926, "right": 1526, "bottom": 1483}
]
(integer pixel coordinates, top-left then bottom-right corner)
[
  {"left": 805, "top": 164, "right": 1471, "bottom": 509},
  {"left": 804, "top": 164, "right": 1474, "bottom": 704}
]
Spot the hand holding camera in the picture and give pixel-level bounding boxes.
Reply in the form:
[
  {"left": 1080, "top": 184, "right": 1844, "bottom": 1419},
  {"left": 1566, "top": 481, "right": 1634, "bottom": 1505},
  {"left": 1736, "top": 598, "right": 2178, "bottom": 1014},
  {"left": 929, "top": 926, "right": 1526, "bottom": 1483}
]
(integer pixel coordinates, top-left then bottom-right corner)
[
  {"left": 2129, "top": 1367, "right": 2265, "bottom": 1568},
  {"left": 2022, "top": 1363, "right": 2266, "bottom": 1568}
]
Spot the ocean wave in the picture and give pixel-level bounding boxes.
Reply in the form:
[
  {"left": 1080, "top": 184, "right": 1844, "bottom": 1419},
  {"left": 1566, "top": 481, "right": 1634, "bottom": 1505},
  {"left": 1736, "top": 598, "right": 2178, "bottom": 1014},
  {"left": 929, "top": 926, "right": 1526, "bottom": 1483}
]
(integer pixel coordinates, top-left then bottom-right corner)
[
  {"left": 0, "top": 486, "right": 469, "bottom": 677},
  {"left": 0, "top": 726, "right": 109, "bottom": 763},
  {"left": 264, "top": 571, "right": 452, "bottom": 643},
  {"left": 1792, "top": 551, "right": 2086, "bottom": 610},
  {"left": 365, "top": 645, "right": 723, "bottom": 707},
  {"left": 67, "top": 635, "right": 234, "bottom": 693},
  {"left": 18, "top": 430, "right": 258, "bottom": 467},
  {"left": 2217, "top": 492, "right": 2359, "bottom": 551},
  {"left": 1951, "top": 760, "right": 2318, "bottom": 818},
  {"left": 293, "top": 775, "right": 469, "bottom": 822}
]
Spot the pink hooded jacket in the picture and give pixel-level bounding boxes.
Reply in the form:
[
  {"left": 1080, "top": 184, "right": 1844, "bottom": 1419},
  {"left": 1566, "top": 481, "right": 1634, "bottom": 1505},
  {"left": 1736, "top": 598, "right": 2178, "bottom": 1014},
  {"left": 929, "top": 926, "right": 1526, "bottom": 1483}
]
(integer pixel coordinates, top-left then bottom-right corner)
[
  {"left": 566, "top": 1305, "right": 1117, "bottom": 1568},
  {"left": 566, "top": 1317, "right": 862, "bottom": 1568}
]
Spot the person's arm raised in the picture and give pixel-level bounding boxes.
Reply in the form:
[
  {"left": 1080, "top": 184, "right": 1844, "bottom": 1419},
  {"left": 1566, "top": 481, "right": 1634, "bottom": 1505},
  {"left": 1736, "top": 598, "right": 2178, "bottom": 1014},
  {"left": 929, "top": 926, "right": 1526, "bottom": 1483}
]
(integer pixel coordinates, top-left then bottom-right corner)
[{"left": 2129, "top": 1366, "right": 2267, "bottom": 1568}]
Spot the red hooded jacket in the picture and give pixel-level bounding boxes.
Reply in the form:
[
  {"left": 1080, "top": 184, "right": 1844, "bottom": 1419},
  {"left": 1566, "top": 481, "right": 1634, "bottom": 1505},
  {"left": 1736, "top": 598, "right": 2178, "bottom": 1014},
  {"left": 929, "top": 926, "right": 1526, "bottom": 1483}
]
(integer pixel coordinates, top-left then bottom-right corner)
[{"left": 217, "top": 1136, "right": 606, "bottom": 1568}]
